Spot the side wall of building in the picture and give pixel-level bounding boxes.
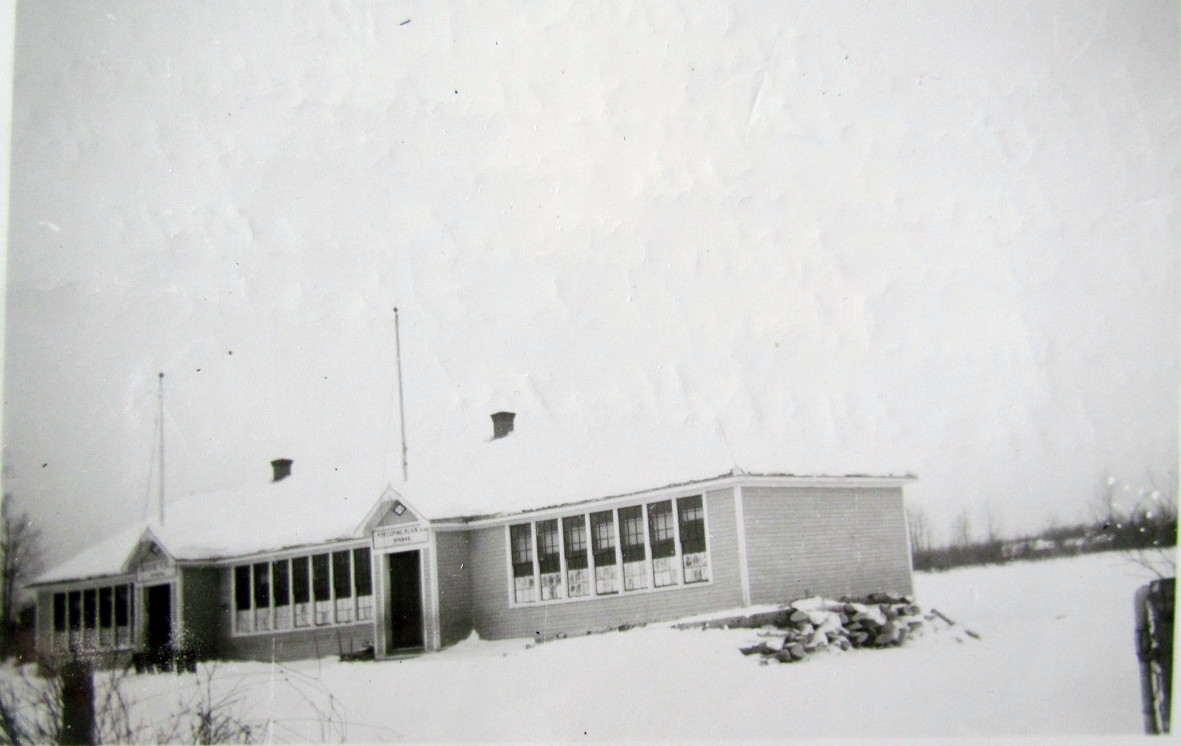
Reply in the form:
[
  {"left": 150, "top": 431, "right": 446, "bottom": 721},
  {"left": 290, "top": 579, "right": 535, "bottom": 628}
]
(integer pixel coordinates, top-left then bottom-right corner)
[
  {"left": 212, "top": 567, "right": 377, "bottom": 662},
  {"left": 742, "top": 486, "right": 912, "bottom": 604},
  {"left": 434, "top": 531, "right": 472, "bottom": 647},
  {"left": 180, "top": 566, "right": 226, "bottom": 659},
  {"left": 467, "top": 488, "right": 744, "bottom": 640}
]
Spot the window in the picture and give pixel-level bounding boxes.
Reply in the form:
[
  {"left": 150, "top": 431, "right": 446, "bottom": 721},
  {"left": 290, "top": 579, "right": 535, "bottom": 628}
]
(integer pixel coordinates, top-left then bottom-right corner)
[
  {"left": 114, "top": 585, "right": 132, "bottom": 647},
  {"left": 563, "top": 516, "right": 590, "bottom": 597},
  {"left": 253, "top": 563, "right": 271, "bottom": 631},
  {"left": 83, "top": 589, "right": 97, "bottom": 629},
  {"left": 232, "top": 547, "right": 374, "bottom": 635},
  {"left": 273, "top": 560, "right": 291, "bottom": 630},
  {"left": 354, "top": 548, "right": 374, "bottom": 621},
  {"left": 509, "top": 524, "right": 535, "bottom": 603},
  {"left": 98, "top": 587, "right": 113, "bottom": 647},
  {"left": 332, "top": 551, "right": 353, "bottom": 623},
  {"left": 51, "top": 584, "right": 133, "bottom": 652},
  {"left": 53, "top": 593, "right": 66, "bottom": 633},
  {"left": 648, "top": 501, "right": 679, "bottom": 587},
  {"left": 677, "top": 495, "right": 710, "bottom": 583},
  {"left": 98, "top": 587, "right": 112, "bottom": 628},
  {"left": 619, "top": 506, "right": 648, "bottom": 591},
  {"left": 68, "top": 591, "right": 81, "bottom": 632},
  {"left": 292, "top": 556, "right": 311, "bottom": 627},
  {"left": 312, "top": 553, "right": 331, "bottom": 625},
  {"left": 508, "top": 495, "right": 711, "bottom": 606},
  {"left": 234, "top": 565, "right": 252, "bottom": 632},
  {"left": 590, "top": 510, "right": 618, "bottom": 595},
  {"left": 536, "top": 520, "right": 562, "bottom": 601}
]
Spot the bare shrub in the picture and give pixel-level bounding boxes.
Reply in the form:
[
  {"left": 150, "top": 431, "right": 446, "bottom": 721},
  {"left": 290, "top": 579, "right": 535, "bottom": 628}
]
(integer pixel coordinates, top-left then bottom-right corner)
[{"left": 0, "top": 659, "right": 262, "bottom": 745}]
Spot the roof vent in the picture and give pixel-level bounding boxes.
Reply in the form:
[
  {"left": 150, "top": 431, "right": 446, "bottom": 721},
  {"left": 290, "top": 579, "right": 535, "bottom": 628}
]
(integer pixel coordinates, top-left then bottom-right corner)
[
  {"left": 271, "top": 458, "right": 293, "bottom": 482},
  {"left": 491, "top": 411, "right": 515, "bottom": 440}
]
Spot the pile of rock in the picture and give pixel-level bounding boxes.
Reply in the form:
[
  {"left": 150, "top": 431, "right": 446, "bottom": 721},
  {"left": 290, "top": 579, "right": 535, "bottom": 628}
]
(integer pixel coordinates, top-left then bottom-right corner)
[{"left": 737, "top": 593, "right": 972, "bottom": 664}]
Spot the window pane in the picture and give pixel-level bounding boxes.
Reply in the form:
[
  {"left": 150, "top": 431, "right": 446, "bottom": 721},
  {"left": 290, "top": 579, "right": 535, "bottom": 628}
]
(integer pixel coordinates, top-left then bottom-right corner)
[
  {"left": 114, "top": 586, "right": 130, "bottom": 626},
  {"left": 234, "top": 566, "right": 252, "bottom": 610},
  {"left": 292, "top": 556, "right": 310, "bottom": 603},
  {"left": 312, "top": 554, "right": 331, "bottom": 601},
  {"left": 678, "top": 495, "right": 709, "bottom": 583},
  {"left": 253, "top": 562, "right": 271, "bottom": 608},
  {"left": 536, "top": 520, "right": 562, "bottom": 600},
  {"left": 563, "top": 516, "right": 589, "bottom": 570},
  {"left": 68, "top": 591, "right": 82, "bottom": 631},
  {"left": 273, "top": 560, "right": 290, "bottom": 607},
  {"left": 332, "top": 551, "right": 353, "bottom": 598},
  {"left": 563, "top": 516, "right": 590, "bottom": 597},
  {"left": 619, "top": 506, "right": 646, "bottom": 563},
  {"left": 353, "top": 548, "right": 372, "bottom": 596},
  {"left": 509, "top": 524, "right": 536, "bottom": 603},
  {"left": 53, "top": 593, "right": 66, "bottom": 631},
  {"left": 83, "top": 589, "right": 97, "bottom": 629},
  {"left": 509, "top": 524, "right": 534, "bottom": 577},
  {"left": 619, "top": 506, "right": 648, "bottom": 591},
  {"left": 677, "top": 495, "right": 706, "bottom": 553},
  {"left": 590, "top": 511, "right": 616, "bottom": 566},
  {"left": 647, "top": 501, "right": 676, "bottom": 559},
  {"left": 99, "top": 587, "right": 113, "bottom": 628},
  {"left": 536, "top": 520, "right": 560, "bottom": 574}
]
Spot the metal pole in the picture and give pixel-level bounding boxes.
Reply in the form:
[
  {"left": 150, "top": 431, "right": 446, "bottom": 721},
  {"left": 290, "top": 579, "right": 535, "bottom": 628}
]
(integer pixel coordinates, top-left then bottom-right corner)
[
  {"left": 394, "top": 308, "right": 408, "bottom": 482},
  {"left": 157, "top": 372, "right": 165, "bottom": 525}
]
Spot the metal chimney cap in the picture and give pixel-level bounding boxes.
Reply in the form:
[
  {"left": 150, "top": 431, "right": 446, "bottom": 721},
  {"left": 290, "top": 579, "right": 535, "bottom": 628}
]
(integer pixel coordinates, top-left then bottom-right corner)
[
  {"left": 491, "top": 412, "right": 516, "bottom": 440},
  {"left": 271, "top": 458, "right": 293, "bottom": 482}
]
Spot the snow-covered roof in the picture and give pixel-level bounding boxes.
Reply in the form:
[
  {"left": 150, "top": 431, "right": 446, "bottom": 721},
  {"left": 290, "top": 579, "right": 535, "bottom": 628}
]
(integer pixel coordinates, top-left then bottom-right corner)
[
  {"left": 32, "top": 466, "right": 393, "bottom": 586},
  {"left": 397, "top": 414, "right": 742, "bottom": 518},
  {"left": 32, "top": 410, "right": 914, "bottom": 586},
  {"left": 31, "top": 524, "right": 147, "bottom": 586},
  {"left": 150, "top": 466, "right": 393, "bottom": 560}
]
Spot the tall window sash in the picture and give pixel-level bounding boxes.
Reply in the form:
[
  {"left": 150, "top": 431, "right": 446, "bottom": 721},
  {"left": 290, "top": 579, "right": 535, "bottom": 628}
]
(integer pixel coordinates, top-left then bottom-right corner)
[
  {"left": 273, "top": 559, "right": 292, "bottom": 629},
  {"left": 509, "top": 524, "right": 536, "bottom": 603},
  {"left": 234, "top": 566, "right": 252, "bottom": 632},
  {"left": 677, "top": 495, "right": 709, "bottom": 583},
  {"left": 563, "top": 516, "right": 590, "bottom": 597},
  {"left": 590, "top": 511, "right": 618, "bottom": 595},
  {"left": 648, "top": 501, "right": 679, "bottom": 587},
  {"left": 619, "top": 506, "right": 648, "bottom": 591}
]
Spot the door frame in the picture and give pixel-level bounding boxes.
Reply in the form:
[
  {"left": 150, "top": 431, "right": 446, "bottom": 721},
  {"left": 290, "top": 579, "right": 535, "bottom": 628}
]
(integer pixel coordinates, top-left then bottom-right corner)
[
  {"left": 384, "top": 549, "right": 425, "bottom": 653},
  {"left": 141, "top": 582, "right": 175, "bottom": 654}
]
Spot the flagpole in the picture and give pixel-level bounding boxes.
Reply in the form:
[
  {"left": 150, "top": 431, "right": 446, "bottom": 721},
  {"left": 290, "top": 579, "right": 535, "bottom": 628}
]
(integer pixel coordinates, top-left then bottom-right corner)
[
  {"left": 394, "top": 308, "right": 408, "bottom": 482},
  {"left": 157, "top": 372, "right": 166, "bottom": 524}
]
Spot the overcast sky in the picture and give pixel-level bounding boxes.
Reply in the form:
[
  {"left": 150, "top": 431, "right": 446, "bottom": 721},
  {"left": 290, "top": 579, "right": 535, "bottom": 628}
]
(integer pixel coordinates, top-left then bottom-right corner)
[{"left": 4, "top": 1, "right": 1177, "bottom": 571}]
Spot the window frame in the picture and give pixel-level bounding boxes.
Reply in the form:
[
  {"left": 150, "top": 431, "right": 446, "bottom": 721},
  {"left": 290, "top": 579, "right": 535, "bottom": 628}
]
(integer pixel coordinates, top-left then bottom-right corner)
[
  {"left": 505, "top": 493, "right": 712, "bottom": 608},
  {"left": 231, "top": 542, "right": 375, "bottom": 637},
  {"left": 50, "top": 582, "right": 135, "bottom": 653}
]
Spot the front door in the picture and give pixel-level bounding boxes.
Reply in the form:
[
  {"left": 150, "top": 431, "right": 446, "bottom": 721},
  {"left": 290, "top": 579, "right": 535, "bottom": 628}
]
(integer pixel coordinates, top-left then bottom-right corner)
[
  {"left": 387, "top": 551, "right": 423, "bottom": 650},
  {"left": 144, "top": 583, "right": 173, "bottom": 656}
]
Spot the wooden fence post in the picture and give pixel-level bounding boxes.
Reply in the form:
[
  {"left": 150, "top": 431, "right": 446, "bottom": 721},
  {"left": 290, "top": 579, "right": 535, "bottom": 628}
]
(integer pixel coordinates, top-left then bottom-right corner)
[{"left": 59, "top": 657, "right": 95, "bottom": 745}]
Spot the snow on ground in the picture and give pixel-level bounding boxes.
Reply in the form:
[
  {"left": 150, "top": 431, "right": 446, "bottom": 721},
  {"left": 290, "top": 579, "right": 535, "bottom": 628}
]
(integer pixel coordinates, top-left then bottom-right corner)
[{"left": 10, "top": 550, "right": 1173, "bottom": 741}]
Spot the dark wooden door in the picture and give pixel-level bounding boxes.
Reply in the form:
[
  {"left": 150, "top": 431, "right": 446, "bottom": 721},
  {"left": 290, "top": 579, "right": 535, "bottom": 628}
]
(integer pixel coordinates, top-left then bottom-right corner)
[
  {"left": 145, "top": 584, "right": 172, "bottom": 654},
  {"left": 387, "top": 551, "right": 423, "bottom": 650}
]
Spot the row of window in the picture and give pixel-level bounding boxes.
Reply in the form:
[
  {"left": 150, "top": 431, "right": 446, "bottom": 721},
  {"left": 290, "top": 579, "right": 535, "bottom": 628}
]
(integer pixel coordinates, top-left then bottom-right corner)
[
  {"left": 509, "top": 495, "right": 710, "bottom": 604},
  {"left": 50, "top": 584, "right": 135, "bottom": 652},
  {"left": 233, "top": 547, "right": 374, "bottom": 634}
]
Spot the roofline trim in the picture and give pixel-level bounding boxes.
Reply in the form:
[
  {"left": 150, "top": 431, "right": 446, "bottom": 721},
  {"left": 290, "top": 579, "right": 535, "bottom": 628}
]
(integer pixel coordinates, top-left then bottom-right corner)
[{"left": 431, "top": 472, "right": 917, "bottom": 527}]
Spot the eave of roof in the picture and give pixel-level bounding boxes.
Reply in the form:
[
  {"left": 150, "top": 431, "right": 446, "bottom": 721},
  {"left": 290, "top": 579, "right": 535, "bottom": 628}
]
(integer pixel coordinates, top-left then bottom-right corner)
[{"left": 429, "top": 471, "right": 917, "bottom": 525}]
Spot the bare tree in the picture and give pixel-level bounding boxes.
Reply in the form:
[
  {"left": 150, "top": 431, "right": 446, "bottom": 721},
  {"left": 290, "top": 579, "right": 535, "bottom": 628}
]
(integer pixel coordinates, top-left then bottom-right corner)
[
  {"left": 950, "top": 508, "right": 973, "bottom": 548},
  {"left": 980, "top": 502, "right": 1003, "bottom": 543},
  {"left": 1, "top": 495, "right": 42, "bottom": 639},
  {"left": 906, "top": 506, "right": 932, "bottom": 555}
]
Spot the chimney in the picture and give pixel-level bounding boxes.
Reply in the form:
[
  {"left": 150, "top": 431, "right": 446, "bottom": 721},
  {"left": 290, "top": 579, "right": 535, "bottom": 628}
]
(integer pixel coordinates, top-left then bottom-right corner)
[
  {"left": 271, "top": 458, "right": 293, "bottom": 482},
  {"left": 491, "top": 412, "right": 515, "bottom": 440}
]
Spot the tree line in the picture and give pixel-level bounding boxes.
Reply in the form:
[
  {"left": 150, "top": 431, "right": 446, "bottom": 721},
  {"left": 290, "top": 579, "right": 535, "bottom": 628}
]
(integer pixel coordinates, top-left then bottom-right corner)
[{"left": 908, "top": 477, "right": 1177, "bottom": 573}]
